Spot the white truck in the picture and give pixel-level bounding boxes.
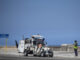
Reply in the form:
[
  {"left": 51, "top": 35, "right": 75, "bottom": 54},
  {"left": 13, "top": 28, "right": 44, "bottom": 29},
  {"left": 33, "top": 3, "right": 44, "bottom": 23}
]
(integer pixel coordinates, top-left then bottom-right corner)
[{"left": 16, "top": 34, "right": 53, "bottom": 57}]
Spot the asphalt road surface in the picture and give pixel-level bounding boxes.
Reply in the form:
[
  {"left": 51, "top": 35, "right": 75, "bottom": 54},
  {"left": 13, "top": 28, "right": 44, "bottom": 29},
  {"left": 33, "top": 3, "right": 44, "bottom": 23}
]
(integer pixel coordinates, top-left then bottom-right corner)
[{"left": 0, "top": 55, "right": 80, "bottom": 60}]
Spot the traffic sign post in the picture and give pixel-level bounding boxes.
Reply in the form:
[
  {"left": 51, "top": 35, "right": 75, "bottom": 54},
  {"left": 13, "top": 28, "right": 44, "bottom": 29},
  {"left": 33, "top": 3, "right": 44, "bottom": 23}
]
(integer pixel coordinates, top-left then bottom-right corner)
[{"left": 6, "top": 38, "right": 8, "bottom": 51}]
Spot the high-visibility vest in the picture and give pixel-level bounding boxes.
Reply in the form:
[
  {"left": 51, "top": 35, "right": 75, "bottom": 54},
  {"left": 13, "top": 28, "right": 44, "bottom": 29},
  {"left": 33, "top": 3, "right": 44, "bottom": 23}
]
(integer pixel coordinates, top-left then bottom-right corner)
[
  {"left": 74, "top": 43, "right": 78, "bottom": 49},
  {"left": 74, "top": 46, "right": 78, "bottom": 49}
]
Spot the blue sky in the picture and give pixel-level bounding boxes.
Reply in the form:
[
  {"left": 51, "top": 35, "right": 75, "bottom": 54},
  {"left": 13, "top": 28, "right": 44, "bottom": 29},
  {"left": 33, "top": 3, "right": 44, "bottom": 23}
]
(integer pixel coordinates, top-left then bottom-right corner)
[{"left": 0, "top": 0, "right": 80, "bottom": 46}]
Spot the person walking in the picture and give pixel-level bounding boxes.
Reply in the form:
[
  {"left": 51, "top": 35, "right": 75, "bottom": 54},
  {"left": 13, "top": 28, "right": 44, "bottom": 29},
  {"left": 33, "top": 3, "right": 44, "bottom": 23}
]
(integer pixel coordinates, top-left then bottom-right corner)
[{"left": 74, "top": 40, "right": 78, "bottom": 56}]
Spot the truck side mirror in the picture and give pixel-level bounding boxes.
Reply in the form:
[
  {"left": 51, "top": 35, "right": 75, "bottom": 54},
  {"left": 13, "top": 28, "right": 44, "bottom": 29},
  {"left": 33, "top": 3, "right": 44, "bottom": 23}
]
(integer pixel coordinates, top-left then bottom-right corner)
[{"left": 44, "top": 42, "right": 47, "bottom": 45}]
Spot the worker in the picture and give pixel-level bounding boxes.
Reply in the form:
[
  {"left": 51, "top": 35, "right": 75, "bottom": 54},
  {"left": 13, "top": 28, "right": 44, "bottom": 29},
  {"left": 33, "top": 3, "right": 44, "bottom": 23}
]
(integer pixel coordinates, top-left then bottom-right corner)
[
  {"left": 36, "top": 43, "right": 42, "bottom": 54},
  {"left": 38, "top": 44, "right": 42, "bottom": 48},
  {"left": 74, "top": 40, "right": 78, "bottom": 56}
]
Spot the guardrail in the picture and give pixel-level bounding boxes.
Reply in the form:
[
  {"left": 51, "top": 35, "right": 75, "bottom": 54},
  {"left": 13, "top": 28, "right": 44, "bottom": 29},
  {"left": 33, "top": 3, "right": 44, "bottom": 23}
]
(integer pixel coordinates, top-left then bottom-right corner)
[{"left": 49, "top": 46, "right": 80, "bottom": 52}]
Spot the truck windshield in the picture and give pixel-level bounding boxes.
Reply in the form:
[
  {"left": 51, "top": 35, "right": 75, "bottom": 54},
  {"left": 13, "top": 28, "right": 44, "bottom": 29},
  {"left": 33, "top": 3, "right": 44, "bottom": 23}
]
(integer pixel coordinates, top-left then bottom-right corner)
[
  {"left": 25, "top": 38, "right": 31, "bottom": 44},
  {"left": 33, "top": 38, "right": 45, "bottom": 46}
]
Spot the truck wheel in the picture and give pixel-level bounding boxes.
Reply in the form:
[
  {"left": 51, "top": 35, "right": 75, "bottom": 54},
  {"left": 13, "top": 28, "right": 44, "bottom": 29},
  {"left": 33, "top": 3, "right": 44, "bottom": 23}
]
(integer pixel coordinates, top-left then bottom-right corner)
[
  {"left": 41, "top": 52, "right": 45, "bottom": 57},
  {"left": 24, "top": 50, "right": 28, "bottom": 56},
  {"left": 33, "top": 54, "right": 37, "bottom": 57},
  {"left": 49, "top": 53, "right": 53, "bottom": 57}
]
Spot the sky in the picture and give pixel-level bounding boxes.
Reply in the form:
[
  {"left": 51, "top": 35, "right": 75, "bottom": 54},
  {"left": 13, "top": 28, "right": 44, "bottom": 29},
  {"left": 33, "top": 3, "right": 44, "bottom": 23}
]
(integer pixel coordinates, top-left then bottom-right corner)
[{"left": 0, "top": 0, "right": 80, "bottom": 46}]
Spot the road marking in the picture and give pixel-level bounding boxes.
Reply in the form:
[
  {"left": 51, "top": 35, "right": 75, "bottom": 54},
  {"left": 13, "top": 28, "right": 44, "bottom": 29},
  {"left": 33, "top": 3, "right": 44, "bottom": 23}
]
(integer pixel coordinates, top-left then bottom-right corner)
[{"left": 0, "top": 57, "right": 54, "bottom": 60}]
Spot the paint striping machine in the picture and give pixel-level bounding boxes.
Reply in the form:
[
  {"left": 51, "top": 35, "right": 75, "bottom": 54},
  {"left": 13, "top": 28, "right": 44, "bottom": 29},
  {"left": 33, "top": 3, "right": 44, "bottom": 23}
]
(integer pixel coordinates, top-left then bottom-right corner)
[{"left": 15, "top": 34, "right": 53, "bottom": 57}]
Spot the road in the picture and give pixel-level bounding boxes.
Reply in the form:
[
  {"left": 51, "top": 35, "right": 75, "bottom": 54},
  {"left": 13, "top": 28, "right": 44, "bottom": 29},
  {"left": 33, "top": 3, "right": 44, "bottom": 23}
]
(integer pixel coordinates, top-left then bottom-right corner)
[{"left": 0, "top": 55, "right": 80, "bottom": 60}]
